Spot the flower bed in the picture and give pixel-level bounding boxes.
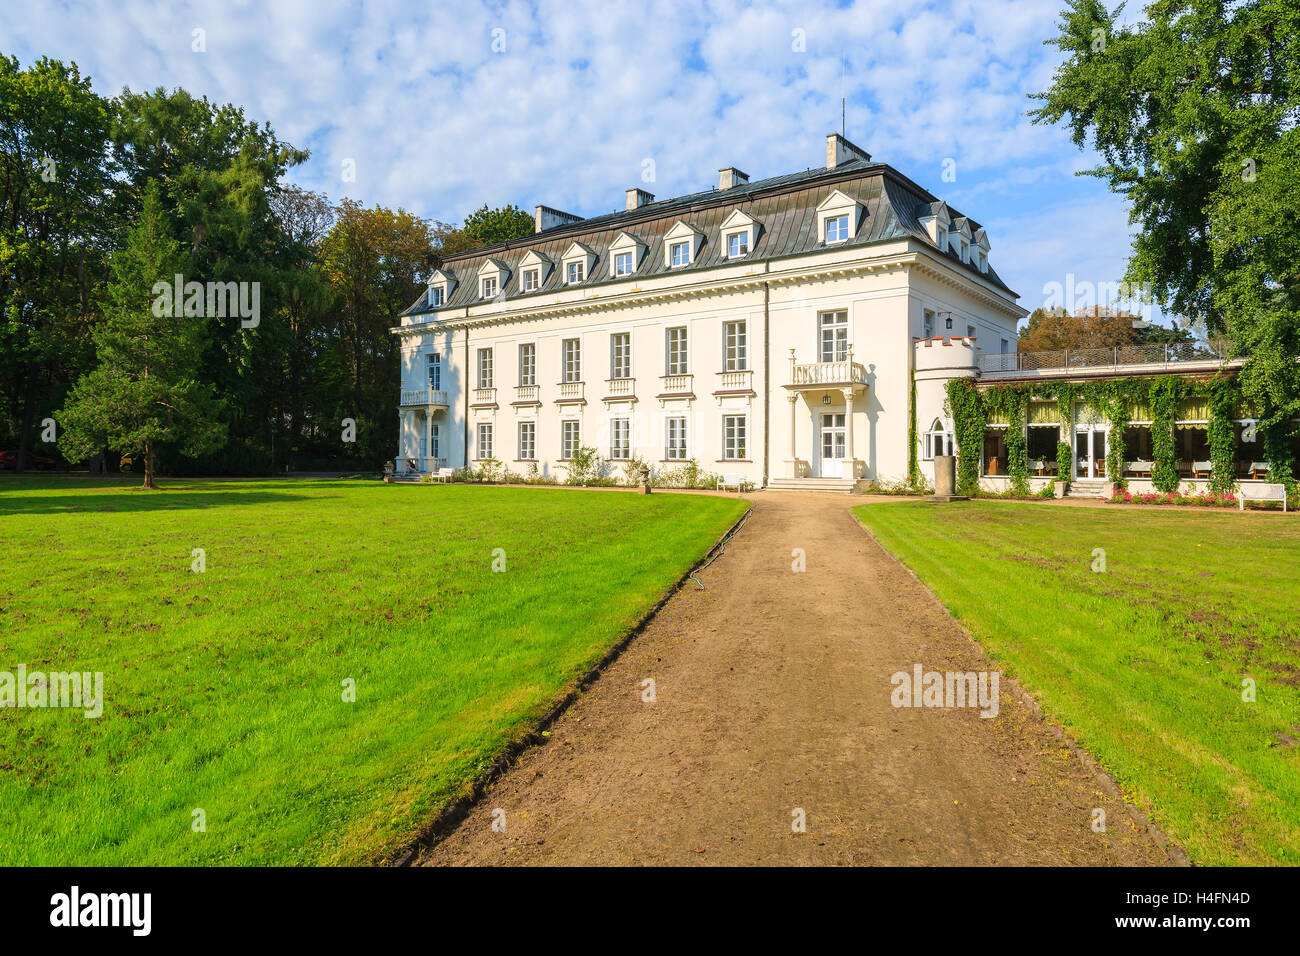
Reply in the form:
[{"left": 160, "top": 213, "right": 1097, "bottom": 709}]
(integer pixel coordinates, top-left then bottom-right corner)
[{"left": 1107, "top": 489, "right": 1238, "bottom": 507}]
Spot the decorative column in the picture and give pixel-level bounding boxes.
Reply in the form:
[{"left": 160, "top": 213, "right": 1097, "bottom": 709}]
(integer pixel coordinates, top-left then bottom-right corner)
[
  {"left": 786, "top": 394, "right": 799, "bottom": 477},
  {"left": 844, "top": 388, "right": 855, "bottom": 471},
  {"left": 424, "top": 411, "right": 431, "bottom": 472}
]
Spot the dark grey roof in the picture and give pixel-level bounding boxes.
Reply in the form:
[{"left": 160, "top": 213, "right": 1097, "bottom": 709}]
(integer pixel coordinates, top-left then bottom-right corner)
[{"left": 405, "top": 159, "right": 1014, "bottom": 317}]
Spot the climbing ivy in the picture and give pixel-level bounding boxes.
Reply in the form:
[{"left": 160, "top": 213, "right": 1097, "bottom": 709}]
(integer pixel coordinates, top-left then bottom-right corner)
[
  {"left": 907, "top": 365, "right": 919, "bottom": 487},
  {"left": 1148, "top": 377, "right": 1181, "bottom": 492},
  {"left": 1207, "top": 378, "right": 1240, "bottom": 493},
  {"left": 942, "top": 373, "right": 1263, "bottom": 497},
  {"left": 944, "top": 377, "right": 985, "bottom": 496}
]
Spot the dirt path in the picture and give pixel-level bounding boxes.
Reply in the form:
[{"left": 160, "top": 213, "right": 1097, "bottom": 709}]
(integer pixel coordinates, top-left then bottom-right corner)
[{"left": 418, "top": 492, "right": 1175, "bottom": 866}]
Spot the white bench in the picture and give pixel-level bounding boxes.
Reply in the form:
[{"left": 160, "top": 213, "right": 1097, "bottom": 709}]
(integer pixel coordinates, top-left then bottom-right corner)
[
  {"left": 1240, "top": 482, "right": 1288, "bottom": 512},
  {"left": 428, "top": 467, "right": 456, "bottom": 484},
  {"left": 716, "top": 473, "right": 745, "bottom": 493}
]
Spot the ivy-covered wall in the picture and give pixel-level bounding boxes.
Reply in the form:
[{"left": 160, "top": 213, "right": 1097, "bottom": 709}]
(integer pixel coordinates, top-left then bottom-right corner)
[{"left": 943, "top": 373, "right": 1294, "bottom": 497}]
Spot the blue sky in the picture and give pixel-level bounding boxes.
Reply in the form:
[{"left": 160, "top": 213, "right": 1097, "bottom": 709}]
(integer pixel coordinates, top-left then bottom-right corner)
[{"left": 2, "top": 0, "right": 1164, "bottom": 325}]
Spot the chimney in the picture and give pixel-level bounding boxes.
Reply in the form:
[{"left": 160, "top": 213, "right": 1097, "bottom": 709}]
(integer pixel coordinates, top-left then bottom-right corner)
[
  {"left": 625, "top": 188, "right": 655, "bottom": 210},
  {"left": 718, "top": 167, "right": 749, "bottom": 190},
  {"left": 826, "top": 133, "right": 872, "bottom": 169},
  {"left": 534, "top": 204, "right": 583, "bottom": 233}
]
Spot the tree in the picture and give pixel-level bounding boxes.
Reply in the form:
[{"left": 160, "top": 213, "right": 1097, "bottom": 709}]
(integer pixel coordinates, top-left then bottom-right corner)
[
  {"left": 0, "top": 54, "right": 114, "bottom": 471},
  {"left": 319, "top": 200, "right": 435, "bottom": 465},
  {"left": 1031, "top": 0, "right": 1300, "bottom": 475},
  {"left": 1018, "top": 306, "right": 1137, "bottom": 351},
  {"left": 439, "top": 203, "right": 534, "bottom": 255},
  {"left": 58, "top": 182, "right": 225, "bottom": 488}
]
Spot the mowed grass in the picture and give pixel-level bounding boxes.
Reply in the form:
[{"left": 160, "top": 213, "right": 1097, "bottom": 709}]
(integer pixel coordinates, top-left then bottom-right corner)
[
  {"left": 0, "top": 477, "right": 747, "bottom": 865},
  {"left": 852, "top": 500, "right": 1300, "bottom": 866}
]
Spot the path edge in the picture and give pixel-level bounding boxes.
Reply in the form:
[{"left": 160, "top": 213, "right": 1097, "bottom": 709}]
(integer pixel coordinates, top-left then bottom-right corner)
[
  {"left": 389, "top": 500, "right": 754, "bottom": 866},
  {"left": 850, "top": 509, "right": 1192, "bottom": 867}
]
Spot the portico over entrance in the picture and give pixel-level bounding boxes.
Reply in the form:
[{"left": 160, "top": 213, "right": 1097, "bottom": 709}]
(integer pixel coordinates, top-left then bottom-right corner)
[{"left": 782, "top": 348, "right": 868, "bottom": 479}]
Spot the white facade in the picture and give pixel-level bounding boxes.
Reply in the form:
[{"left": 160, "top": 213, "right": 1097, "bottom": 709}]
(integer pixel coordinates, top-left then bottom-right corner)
[{"left": 392, "top": 135, "right": 1026, "bottom": 487}]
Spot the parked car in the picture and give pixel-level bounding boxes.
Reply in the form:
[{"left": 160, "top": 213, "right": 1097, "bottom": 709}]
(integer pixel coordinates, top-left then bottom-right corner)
[{"left": 0, "top": 449, "right": 56, "bottom": 470}]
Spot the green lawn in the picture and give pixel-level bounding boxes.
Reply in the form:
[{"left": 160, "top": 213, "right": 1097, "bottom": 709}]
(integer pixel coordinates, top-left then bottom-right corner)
[
  {"left": 0, "top": 477, "right": 746, "bottom": 865},
  {"left": 853, "top": 500, "right": 1300, "bottom": 866}
]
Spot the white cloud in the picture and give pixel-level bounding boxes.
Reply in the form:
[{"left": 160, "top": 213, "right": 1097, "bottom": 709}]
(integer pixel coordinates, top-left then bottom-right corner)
[{"left": 0, "top": 0, "right": 1146, "bottom": 313}]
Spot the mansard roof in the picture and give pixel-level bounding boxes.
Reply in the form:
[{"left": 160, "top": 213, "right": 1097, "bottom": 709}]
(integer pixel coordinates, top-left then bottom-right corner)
[{"left": 403, "top": 159, "right": 1013, "bottom": 317}]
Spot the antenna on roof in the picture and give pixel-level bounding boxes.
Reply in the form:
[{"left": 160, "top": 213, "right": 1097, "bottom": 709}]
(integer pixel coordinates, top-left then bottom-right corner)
[{"left": 841, "top": 54, "right": 846, "bottom": 138}]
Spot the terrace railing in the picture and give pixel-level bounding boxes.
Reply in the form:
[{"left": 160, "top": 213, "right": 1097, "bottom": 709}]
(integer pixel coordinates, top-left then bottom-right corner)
[{"left": 980, "top": 341, "right": 1238, "bottom": 375}]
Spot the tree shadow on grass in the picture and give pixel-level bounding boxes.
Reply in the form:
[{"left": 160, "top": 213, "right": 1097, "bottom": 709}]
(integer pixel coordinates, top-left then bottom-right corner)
[{"left": 0, "top": 480, "right": 329, "bottom": 516}]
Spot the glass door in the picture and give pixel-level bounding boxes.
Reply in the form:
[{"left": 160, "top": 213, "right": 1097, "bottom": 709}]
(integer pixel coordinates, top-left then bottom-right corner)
[
  {"left": 1074, "top": 424, "right": 1109, "bottom": 479},
  {"left": 820, "top": 413, "right": 846, "bottom": 477}
]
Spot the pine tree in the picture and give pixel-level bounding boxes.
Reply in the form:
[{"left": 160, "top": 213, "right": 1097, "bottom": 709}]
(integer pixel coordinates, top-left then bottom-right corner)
[{"left": 58, "top": 181, "right": 226, "bottom": 488}]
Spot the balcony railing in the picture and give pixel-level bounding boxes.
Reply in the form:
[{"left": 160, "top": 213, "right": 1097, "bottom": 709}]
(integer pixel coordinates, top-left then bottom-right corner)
[
  {"left": 981, "top": 342, "right": 1238, "bottom": 375},
  {"left": 790, "top": 360, "right": 866, "bottom": 387},
  {"left": 605, "top": 377, "right": 635, "bottom": 395},
  {"left": 400, "top": 387, "right": 449, "bottom": 407},
  {"left": 515, "top": 384, "right": 539, "bottom": 402},
  {"left": 473, "top": 387, "right": 497, "bottom": 405},
  {"left": 660, "top": 373, "right": 693, "bottom": 393},
  {"left": 716, "top": 369, "right": 753, "bottom": 390},
  {"left": 557, "top": 381, "right": 584, "bottom": 401}
]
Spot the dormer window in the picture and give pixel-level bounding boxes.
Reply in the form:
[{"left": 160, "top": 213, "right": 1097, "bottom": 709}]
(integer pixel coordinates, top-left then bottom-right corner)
[
  {"left": 663, "top": 221, "right": 704, "bottom": 268},
  {"left": 959, "top": 239, "right": 969, "bottom": 263},
  {"left": 425, "top": 269, "right": 457, "bottom": 308},
  {"left": 481, "top": 276, "right": 498, "bottom": 298},
  {"left": 815, "top": 190, "right": 860, "bottom": 246},
  {"left": 937, "top": 226, "right": 948, "bottom": 250},
  {"left": 560, "top": 241, "right": 596, "bottom": 286},
  {"left": 522, "top": 269, "right": 540, "bottom": 292},
  {"left": 719, "top": 209, "right": 759, "bottom": 260},
  {"left": 608, "top": 232, "right": 647, "bottom": 279}
]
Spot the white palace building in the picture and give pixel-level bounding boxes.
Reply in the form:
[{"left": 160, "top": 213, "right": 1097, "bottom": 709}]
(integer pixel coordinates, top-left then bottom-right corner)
[{"left": 392, "top": 133, "right": 1027, "bottom": 490}]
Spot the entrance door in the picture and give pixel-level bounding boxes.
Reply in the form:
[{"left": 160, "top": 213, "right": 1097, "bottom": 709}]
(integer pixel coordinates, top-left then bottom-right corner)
[
  {"left": 1074, "top": 424, "right": 1109, "bottom": 479},
  {"left": 820, "top": 413, "right": 846, "bottom": 477}
]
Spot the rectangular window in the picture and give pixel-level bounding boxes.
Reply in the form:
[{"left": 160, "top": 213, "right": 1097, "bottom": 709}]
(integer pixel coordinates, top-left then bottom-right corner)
[
  {"left": 482, "top": 276, "right": 498, "bottom": 298},
  {"left": 610, "top": 418, "right": 630, "bottom": 460},
  {"left": 923, "top": 309, "right": 935, "bottom": 339},
  {"left": 566, "top": 261, "right": 584, "bottom": 284},
  {"left": 819, "top": 310, "right": 848, "bottom": 363},
  {"left": 561, "top": 420, "right": 580, "bottom": 460},
  {"left": 562, "top": 338, "right": 581, "bottom": 383},
  {"left": 517, "top": 421, "right": 535, "bottom": 460},
  {"left": 670, "top": 241, "right": 690, "bottom": 267},
  {"left": 726, "top": 232, "right": 749, "bottom": 257},
  {"left": 1000, "top": 338, "right": 1010, "bottom": 354},
  {"left": 518, "top": 343, "right": 536, "bottom": 386},
  {"left": 723, "top": 415, "right": 747, "bottom": 460},
  {"left": 428, "top": 286, "right": 444, "bottom": 307},
  {"left": 426, "top": 352, "right": 441, "bottom": 391},
  {"left": 610, "top": 332, "right": 631, "bottom": 379},
  {"left": 825, "top": 214, "right": 849, "bottom": 242},
  {"left": 723, "top": 321, "right": 747, "bottom": 371},
  {"left": 522, "top": 269, "right": 539, "bottom": 292},
  {"left": 665, "top": 416, "right": 687, "bottom": 460},
  {"left": 430, "top": 423, "right": 441, "bottom": 459},
  {"left": 666, "top": 326, "right": 688, "bottom": 375},
  {"left": 614, "top": 252, "right": 634, "bottom": 277},
  {"left": 477, "top": 423, "right": 493, "bottom": 460},
  {"left": 477, "top": 348, "right": 493, "bottom": 388},
  {"left": 968, "top": 325, "right": 976, "bottom": 341}
]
